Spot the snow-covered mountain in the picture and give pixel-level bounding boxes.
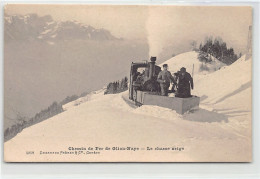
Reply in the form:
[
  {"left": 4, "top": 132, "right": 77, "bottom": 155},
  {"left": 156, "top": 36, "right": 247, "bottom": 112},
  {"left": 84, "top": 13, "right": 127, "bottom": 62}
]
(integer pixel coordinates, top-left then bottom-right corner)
[
  {"left": 4, "top": 51, "right": 252, "bottom": 162},
  {"left": 4, "top": 13, "right": 119, "bottom": 42}
]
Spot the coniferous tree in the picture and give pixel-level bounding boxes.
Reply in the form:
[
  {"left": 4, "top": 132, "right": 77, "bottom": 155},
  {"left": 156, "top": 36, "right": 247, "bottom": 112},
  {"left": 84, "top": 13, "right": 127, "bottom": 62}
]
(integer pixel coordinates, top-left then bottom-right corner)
[
  {"left": 198, "top": 37, "right": 239, "bottom": 65},
  {"left": 104, "top": 76, "right": 128, "bottom": 94}
]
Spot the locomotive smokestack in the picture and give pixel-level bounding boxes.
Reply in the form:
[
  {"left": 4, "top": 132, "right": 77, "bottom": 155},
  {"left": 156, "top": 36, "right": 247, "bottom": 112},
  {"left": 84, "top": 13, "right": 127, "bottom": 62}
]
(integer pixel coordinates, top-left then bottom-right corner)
[
  {"left": 150, "top": 56, "right": 156, "bottom": 62},
  {"left": 149, "top": 56, "right": 156, "bottom": 79}
]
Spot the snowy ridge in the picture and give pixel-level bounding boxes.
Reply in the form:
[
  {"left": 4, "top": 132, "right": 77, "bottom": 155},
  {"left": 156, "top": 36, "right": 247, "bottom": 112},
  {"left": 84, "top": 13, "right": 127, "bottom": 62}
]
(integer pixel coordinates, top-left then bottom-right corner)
[
  {"left": 4, "top": 13, "right": 119, "bottom": 43},
  {"left": 194, "top": 55, "right": 251, "bottom": 104},
  {"left": 62, "top": 88, "right": 106, "bottom": 111},
  {"left": 159, "top": 51, "right": 226, "bottom": 75}
]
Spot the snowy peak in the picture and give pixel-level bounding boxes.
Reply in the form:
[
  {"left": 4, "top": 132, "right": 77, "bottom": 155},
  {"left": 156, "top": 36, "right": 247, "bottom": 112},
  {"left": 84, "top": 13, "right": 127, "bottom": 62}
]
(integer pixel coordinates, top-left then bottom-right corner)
[
  {"left": 5, "top": 13, "right": 52, "bottom": 41},
  {"left": 39, "top": 20, "right": 116, "bottom": 41},
  {"left": 5, "top": 13, "right": 119, "bottom": 42}
]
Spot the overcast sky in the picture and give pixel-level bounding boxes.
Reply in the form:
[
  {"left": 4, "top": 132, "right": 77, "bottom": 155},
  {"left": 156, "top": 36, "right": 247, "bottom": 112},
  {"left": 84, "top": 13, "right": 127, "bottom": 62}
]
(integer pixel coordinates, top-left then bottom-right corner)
[
  {"left": 146, "top": 6, "right": 252, "bottom": 55},
  {"left": 5, "top": 5, "right": 252, "bottom": 54}
]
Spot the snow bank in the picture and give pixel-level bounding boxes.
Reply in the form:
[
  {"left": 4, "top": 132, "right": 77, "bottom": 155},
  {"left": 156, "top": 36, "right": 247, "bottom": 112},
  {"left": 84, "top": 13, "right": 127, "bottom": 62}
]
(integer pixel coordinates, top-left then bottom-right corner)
[
  {"left": 62, "top": 88, "right": 106, "bottom": 111},
  {"left": 134, "top": 105, "right": 182, "bottom": 120},
  {"left": 160, "top": 51, "right": 226, "bottom": 75},
  {"left": 194, "top": 55, "right": 251, "bottom": 105},
  {"left": 194, "top": 55, "right": 251, "bottom": 136}
]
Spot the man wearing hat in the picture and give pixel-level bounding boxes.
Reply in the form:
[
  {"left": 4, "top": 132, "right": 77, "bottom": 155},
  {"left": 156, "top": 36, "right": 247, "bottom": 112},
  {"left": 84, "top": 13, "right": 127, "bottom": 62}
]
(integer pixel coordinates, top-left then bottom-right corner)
[
  {"left": 176, "top": 67, "right": 193, "bottom": 98},
  {"left": 157, "top": 64, "right": 175, "bottom": 96}
]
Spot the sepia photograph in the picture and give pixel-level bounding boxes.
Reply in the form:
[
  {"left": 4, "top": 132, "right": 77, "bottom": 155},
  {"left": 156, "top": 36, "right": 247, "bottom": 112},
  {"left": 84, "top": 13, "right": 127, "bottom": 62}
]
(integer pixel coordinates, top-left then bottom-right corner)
[{"left": 3, "top": 5, "right": 252, "bottom": 162}]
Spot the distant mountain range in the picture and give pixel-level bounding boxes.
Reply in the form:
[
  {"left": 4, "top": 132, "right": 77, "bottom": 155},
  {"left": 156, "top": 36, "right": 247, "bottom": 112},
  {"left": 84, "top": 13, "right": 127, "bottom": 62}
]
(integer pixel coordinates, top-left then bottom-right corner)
[{"left": 4, "top": 13, "right": 120, "bottom": 43}]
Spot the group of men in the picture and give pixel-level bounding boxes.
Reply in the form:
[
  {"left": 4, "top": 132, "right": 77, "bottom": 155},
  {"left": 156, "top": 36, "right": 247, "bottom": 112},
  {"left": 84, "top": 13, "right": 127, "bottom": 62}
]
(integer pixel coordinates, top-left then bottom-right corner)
[{"left": 157, "top": 64, "right": 194, "bottom": 98}]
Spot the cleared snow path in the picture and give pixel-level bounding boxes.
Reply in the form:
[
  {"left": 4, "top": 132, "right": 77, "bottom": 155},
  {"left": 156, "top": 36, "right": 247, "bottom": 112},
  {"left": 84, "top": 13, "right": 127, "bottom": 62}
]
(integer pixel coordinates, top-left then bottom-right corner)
[{"left": 5, "top": 90, "right": 251, "bottom": 162}]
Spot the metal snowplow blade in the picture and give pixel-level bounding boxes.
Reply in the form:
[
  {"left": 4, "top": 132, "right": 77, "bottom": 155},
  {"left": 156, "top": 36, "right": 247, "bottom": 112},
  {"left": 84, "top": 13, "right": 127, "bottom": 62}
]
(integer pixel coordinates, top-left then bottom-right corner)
[{"left": 136, "top": 91, "right": 200, "bottom": 114}]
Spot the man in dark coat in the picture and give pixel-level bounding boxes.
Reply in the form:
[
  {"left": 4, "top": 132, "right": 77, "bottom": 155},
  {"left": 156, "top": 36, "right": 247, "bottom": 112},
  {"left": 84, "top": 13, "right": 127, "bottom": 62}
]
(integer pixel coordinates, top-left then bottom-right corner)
[
  {"left": 176, "top": 67, "right": 193, "bottom": 98},
  {"left": 157, "top": 64, "right": 175, "bottom": 96}
]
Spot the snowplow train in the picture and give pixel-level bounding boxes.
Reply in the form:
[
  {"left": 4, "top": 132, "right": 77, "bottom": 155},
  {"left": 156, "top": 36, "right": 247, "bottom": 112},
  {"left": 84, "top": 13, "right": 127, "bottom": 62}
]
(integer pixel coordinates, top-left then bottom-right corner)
[{"left": 129, "top": 57, "right": 200, "bottom": 114}]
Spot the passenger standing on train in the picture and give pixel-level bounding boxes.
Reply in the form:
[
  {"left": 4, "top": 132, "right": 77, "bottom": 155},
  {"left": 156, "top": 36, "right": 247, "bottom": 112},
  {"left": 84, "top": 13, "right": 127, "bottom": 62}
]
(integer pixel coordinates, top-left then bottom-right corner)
[
  {"left": 157, "top": 64, "right": 175, "bottom": 96},
  {"left": 176, "top": 67, "right": 193, "bottom": 98}
]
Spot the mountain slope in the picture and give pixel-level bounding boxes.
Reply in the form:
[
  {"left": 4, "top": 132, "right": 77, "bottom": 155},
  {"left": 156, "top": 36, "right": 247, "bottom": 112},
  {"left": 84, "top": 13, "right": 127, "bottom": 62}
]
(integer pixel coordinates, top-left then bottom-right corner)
[{"left": 4, "top": 52, "right": 251, "bottom": 162}]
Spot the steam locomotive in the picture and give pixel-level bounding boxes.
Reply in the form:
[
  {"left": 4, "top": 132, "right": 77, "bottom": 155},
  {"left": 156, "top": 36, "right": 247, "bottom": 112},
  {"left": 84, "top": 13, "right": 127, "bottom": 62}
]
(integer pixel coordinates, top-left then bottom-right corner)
[
  {"left": 129, "top": 56, "right": 200, "bottom": 114},
  {"left": 129, "top": 56, "right": 162, "bottom": 102}
]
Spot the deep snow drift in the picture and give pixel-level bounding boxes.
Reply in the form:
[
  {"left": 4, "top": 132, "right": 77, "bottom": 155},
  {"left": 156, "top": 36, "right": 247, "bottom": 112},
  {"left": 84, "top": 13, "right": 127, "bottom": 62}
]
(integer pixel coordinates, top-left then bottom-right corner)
[
  {"left": 161, "top": 51, "right": 226, "bottom": 75},
  {"left": 4, "top": 52, "right": 251, "bottom": 162}
]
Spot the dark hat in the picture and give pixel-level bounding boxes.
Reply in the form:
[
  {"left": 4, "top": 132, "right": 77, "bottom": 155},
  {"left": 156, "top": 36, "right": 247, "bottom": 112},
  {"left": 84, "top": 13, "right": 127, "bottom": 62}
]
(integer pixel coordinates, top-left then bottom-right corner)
[
  {"left": 180, "top": 67, "right": 186, "bottom": 72},
  {"left": 163, "top": 64, "right": 168, "bottom": 68}
]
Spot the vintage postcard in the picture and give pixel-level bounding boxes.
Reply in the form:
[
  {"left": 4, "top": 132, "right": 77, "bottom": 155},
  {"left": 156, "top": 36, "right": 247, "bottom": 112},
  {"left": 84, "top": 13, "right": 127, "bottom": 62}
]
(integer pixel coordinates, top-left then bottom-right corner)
[{"left": 4, "top": 5, "right": 252, "bottom": 162}]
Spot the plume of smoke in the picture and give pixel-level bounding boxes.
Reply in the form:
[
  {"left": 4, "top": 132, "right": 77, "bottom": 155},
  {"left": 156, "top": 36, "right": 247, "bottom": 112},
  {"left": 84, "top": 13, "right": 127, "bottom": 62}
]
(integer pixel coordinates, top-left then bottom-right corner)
[
  {"left": 145, "top": 6, "right": 251, "bottom": 60},
  {"left": 146, "top": 6, "right": 180, "bottom": 58}
]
